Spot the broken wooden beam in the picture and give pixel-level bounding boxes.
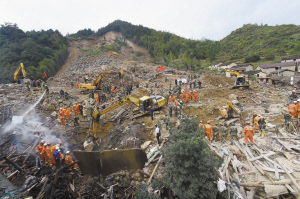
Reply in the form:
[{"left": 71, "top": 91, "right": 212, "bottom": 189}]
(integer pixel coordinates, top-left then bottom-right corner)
[
  {"left": 240, "top": 183, "right": 264, "bottom": 187},
  {"left": 147, "top": 156, "right": 163, "bottom": 185},
  {"left": 3, "top": 156, "right": 22, "bottom": 172}
]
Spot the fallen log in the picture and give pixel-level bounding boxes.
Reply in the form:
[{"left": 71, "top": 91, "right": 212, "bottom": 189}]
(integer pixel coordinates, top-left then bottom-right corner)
[
  {"left": 3, "top": 156, "right": 23, "bottom": 172},
  {"left": 147, "top": 156, "right": 163, "bottom": 185},
  {"left": 240, "top": 183, "right": 264, "bottom": 187}
]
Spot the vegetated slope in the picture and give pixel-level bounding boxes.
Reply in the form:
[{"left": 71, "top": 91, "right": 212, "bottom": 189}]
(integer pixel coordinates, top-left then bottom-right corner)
[
  {"left": 0, "top": 23, "right": 68, "bottom": 83},
  {"left": 218, "top": 24, "right": 300, "bottom": 62},
  {"left": 69, "top": 20, "right": 222, "bottom": 71}
]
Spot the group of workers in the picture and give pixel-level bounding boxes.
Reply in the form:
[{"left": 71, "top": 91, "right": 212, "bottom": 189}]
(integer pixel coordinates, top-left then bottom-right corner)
[
  {"left": 58, "top": 103, "right": 88, "bottom": 126},
  {"left": 200, "top": 118, "right": 266, "bottom": 145},
  {"left": 36, "top": 140, "right": 76, "bottom": 170},
  {"left": 288, "top": 99, "right": 300, "bottom": 120}
]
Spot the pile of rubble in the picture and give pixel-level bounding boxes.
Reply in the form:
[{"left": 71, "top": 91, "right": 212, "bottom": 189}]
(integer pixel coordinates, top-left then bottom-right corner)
[{"left": 207, "top": 124, "right": 300, "bottom": 198}]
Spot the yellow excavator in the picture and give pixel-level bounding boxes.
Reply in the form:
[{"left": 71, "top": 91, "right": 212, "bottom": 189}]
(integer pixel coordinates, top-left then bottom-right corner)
[
  {"left": 90, "top": 95, "right": 166, "bottom": 136},
  {"left": 14, "top": 63, "right": 26, "bottom": 81},
  {"left": 219, "top": 100, "right": 245, "bottom": 126},
  {"left": 100, "top": 95, "right": 166, "bottom": 116},
  {"left": 226, "top": 70, "right": 250, "bottom": 89},
  {"left": 79, "top": 69, "right": 124, "bottom": 90}
]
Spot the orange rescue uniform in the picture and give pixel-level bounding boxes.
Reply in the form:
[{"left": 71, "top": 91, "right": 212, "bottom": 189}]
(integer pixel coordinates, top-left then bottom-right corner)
[
  {"left": 243, "top": 125, "right": 255, "bottom": 144},
  {"left": 36, "top": 143, "right": 44, "bottom": 162},
  {"left": 65, "top": 154, "right": 77, "bottom": 170},
  {"left": 76, "top": 82, "right": 79, "bottom": 89},
  {"left": 65, "top": 108, "right": 71, "bottom": 120},
  {"left": 95, "top": 93, "right": 99, "bottom": 103},
  {"left": 253, "top": 116, "right": 260, "bottom": 129},
  {"left": 45, "top": 146, "right": 53, "bottom": 167},
  {"left": 173, "top": 95, "right": 177, "bottom": 102},
  {"left": 288, "top": 104, "right": 297, "bottom": 119},
  {"left": 58, "top": 113, "right": 65, "bottom": 126},
  {"left": 205, "top": 124, "right": 213, "bottom": 140},
  {"left": 169, "top": 95, "right": 172, "bottom": 103},
  {"left": 192, "top": 92, "right": 198, "bottom": 100},
  {"left": 297, "top": 103, "right": 300, "bottom": 118}
]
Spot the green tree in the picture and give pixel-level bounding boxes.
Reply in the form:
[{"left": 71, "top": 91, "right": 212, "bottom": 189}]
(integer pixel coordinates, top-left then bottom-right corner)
[{"left": 161, "top": 118, "right": 222, "bottom": 199}]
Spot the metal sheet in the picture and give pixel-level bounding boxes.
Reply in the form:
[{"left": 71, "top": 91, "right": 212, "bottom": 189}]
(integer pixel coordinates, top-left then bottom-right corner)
[{"left": 73, "top": 148, "right": 147, "bottom": 176}]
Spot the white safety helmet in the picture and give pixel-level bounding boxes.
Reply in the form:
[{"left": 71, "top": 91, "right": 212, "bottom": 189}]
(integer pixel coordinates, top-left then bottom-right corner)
[
  {"left": 44, "top": 143, "right": 47, "bottom": 146},
  {"left": 58, "top": 149, "right": 61, "bottom": 152},
  {"left": 66, "top": 151, "right": 70, "bottom": 154},
  {"left": 294, "top": 101, "right": 297, "bottom": 104},
  {"left": 60, "top": 108, "right": 62, "bottom": 110},
  {"left": 41, "top": 140, "right": 45, "bottom": 143},
  {"left": 56, "top": 147, "right": 59, "bottom": 150}
]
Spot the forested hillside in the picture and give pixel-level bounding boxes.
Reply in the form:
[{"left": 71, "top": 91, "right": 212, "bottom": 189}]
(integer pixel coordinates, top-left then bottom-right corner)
[
  {"left": 219, "top": 24, "right": 300, "bottom": 62},
  {"left": 69, "top": 20, "right": 222, "bottom": 71},
  {"left": 0, "top": 23, "right": 68, "bottom": 83}
]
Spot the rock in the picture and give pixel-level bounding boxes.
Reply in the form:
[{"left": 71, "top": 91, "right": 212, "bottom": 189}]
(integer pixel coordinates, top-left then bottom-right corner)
[
  {"left": 229, "top": 94, "right": 238, "bottom": 100},
  {"left": 50, "top": 111, "right": 57, "bottom": 117},
  {"left": 83, "top": 140, "right": 95, "bottom": 151}
]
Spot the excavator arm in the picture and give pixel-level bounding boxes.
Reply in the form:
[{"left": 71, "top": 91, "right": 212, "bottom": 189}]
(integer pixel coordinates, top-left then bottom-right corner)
[
  {"left": 225, "top": 70, "right": 240, "bottom": 77},
  {"left": 79, "top": 69, "right": 124, "bottom": 90},
  {"left": 100, "top": 96, "right": 139, "bottom": 116},
  {"left": 94, "top": 69, "right": 124, "bottom": 88},
  {"left": 14, "top": 63, "right": 26, "bottom": 81},
  {"left": 227, "top": 101, "right": 245, "bottom": 126}
]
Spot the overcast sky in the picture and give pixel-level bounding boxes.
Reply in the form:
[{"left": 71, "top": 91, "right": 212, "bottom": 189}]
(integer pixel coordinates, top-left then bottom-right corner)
[{"left": 1, "top": 0, "right": 299, "bottom": 41}]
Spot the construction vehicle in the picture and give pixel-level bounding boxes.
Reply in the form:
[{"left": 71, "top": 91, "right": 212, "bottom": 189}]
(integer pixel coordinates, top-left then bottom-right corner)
[
  {"left": 14, "top": 63, "right": 26, "bottom": 81},
  {"left": 226, "top": 71, "right": 250, "bottom": 89},
  {"left": 219, "top": 100, "right": 245, "bottom": 125},
  {"left": 79, "top": 69, "right": 124, "bottom": 90},
  {"left": 100, "top": 95, "right": 166, "bottom": 117}
]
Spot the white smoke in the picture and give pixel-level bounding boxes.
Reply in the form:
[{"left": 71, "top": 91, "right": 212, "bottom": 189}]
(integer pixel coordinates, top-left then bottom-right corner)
[{"left": 1, "top": 91, "right": 69, "bottom": 151}]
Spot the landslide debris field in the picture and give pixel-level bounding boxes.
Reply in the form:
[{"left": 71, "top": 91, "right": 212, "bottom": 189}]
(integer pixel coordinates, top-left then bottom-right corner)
[{"left": 0, "top": 34, "right": 296, "bottom": 198}]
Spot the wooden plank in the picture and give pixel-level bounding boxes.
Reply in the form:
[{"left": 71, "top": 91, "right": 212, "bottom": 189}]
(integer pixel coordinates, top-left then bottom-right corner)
[
  {"left": 276, "top": 138, "right": 292, "bottom": 151},
  {"left": 276, "top": 159, "right": 300, "bottom": 195},
  {"left": 249, "top": 152, "right": 275, "bottom": 162},
  {"left": 240, "top": 183, "right": 264, "bottom": 188},
  {"left": 147, "top": 156, "right": 163, "bottom": 185}
]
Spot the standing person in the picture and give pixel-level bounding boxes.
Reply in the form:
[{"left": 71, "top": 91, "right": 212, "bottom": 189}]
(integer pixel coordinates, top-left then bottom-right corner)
[
  {"left": 76, "top": 81, "right": 79, "bottom": 89},
  {"left": 205, "top": 121, "right": 213, "bottom": 141},
  {"left": 198, "top": 121, "right": 205, "bottom": 137},
  {"left": 288, "top": 101, "right": 297, "bottom": 119},
  {"left": 65, "top": 151, "right": 77, "bottom": 170},
  {"left": 58, "top": 111, "right": 65, "bottom": 126},
  {"left": 45, "top": 143, "right": 53, "bottom": 167},
  {"left": 169, "top": 103, "right": 173, "bottom": 117},
  {"left": 83, "top": 106, "right": 87, "bottom": 120},
  {"left": 45, "top": 84, "right": 49, "bottom": 94},
  {"left": 243, "top": 121, "right": 255, "bottom": 145},
  {"left": 65, "top": 107, "right": 71, "bottom": 120},
  {"left": 198, "top": 81, "right": 202, "bottom": 89},
  {"left": 53, "top": 147, "right": 61, "bottom": 169},
  {"left": 229, "top": 123, "right": 238, "bottom": 145},
  {"left": 254, "top": 114, "right": 261, "bottom": 129},
  {"left": 212, "top": 123, "right": 220, "bottom": 142},
  {"left": 36, "top": 140, "right": 45, "bottom": 163},
  {"left": 154, "top": 124, "right": 161, "bottom": 144},
  {"left": 95, "top": 93, "right": 99, "bottom": 103},
  {"left": 149, "top": 106, "right": 154, "bottom": 121},
  {"left": 258, "top": 116, "right": 267, "bottom": 138},
  {"left": 175, "top": 79, "right": 178, "bottom": 86},
  {"left": 79, "top": 104, "right": 83, "bottom": 115},
  {"left": 157, "top": 120, "right": 161, "bottom": 129},
  {"left": 221, "top": 123, "right": 228, "bottom": 143}
]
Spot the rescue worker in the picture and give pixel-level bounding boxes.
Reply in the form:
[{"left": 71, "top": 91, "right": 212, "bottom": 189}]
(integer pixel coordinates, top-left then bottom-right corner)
[
  {"left": 164, "top": 114, "right": 169, "bottom": 129},
  {"left": 65, "top": 106, "right": 71, "bottom": 120},
  {"left": 205, "top": 121, "right": 213, "bottom": 141},
  {"left": 58, "top": 110, "right": 65, "bottom": 126},
  {"left": 229, "top": 123, "right": 238, "bottom": 145},
  {"left": 169, "top": 95, "right": 172, "bottom": 104},
  {"left": 60, "top": 89, "right": 64, "bottom": 98},
  {"left": 149, "top": 106, "right": 154, "bottom": 121},
  {"left": 65, "top": 151, "right": 77, "bottom": 170},
  {"left": 83, "top": 106, "right": 87, "bottom": 120},
  {"left": 290, "top": 90, "right": 297, "bottom": 101},
  {"left": 36, "top": 140, "right": 45, "bottom": 162},
  {"left": 41, "top": 143, "right": 47, "bottom": 165},
  {"left": 243, "top": 121, "right": 255, "bottom": 145},
  {"left": 64, "top": 91, "right": 69, "bottom": 100},
  {"left": 74, "top": 116, "right": 80, "bottom": 127},
  {"left": 198, "top": 121, "right": 205, "bottom": 137},
  {"left": 212, "top": 123, "right": 219, "bottom": 142},
  {"left": 192, "top": 90, "right": 198, "bottom": 100},
  {"left": 258, "top": 116, "right": 267, "bottom": 138},
  {"left": 254, "top": 114, "right": 261, "bottom": 129},
  {"left": 53, "top": 147, "right": 61, "bottom": 169},
  {"left": 165, "top": 95, "right": 169, "bottom": 104},
  {"left": 76, "top": 81, "right": 79, "bottom": 89},
  {"left": 157, "top": 120, "right": 161, "bottom": 129},
  {"left": 95, "top": 93, "right": 99, "bottom": 103},
  {"left": 297, "top": 99, "right": 300, "bottom": 120},
  {"left": 173, "top": 95, "right": 177, "bottom": 103},
  {"left": 220, "top": 123, "right": 228, "bottom": 143},
  {"left": 45, "top": 143, "right": 53, "bottom": 167},
  {"left": 75, "top": 103, "right": 80, "bottom": 116},
  {"left": 288, "top": 101, "right": 297, "bottom": 119},
  {"left": 252, "top": 113, "right": 257, "bottom": 126},
  {"left": 169, "top": 103, "right": 173, "bottom": 117},
  {"left": 45, "top": 85, "right": 49, "bottom": 94},
  {"left": 79, "top": 104, "right": 83, "bottom": 115},
  {"left": 92, "top": 107, "right": 100, "bottom": 138}
]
